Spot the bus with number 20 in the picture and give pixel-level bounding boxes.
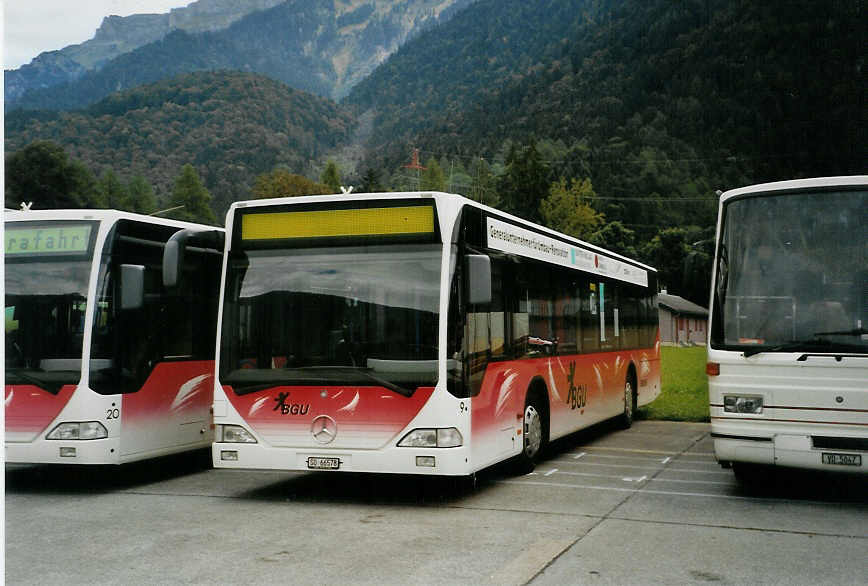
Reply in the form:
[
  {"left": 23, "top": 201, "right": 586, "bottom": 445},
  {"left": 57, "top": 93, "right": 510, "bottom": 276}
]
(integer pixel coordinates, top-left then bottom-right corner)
[
  {"left": 179, "top": 192, "right": 660, "bottom": 476},
  {"left": 707, "top": 177, "right": 868, "bottom": 478},
  {"left": 5, "top": 209, "right": 223, "bottom": 465}
]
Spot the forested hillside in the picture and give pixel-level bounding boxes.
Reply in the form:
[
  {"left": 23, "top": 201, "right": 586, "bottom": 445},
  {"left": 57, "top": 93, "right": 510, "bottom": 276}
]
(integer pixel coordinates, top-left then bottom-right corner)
[
  {"left": 5, "top": 0, "right": 864, "bottom": 303},
  {"left": 5, "top": 72, "right": 355, "bottom": 216},
  {"left": 348, "top": 0, "right": 864, "bottom": 234}
]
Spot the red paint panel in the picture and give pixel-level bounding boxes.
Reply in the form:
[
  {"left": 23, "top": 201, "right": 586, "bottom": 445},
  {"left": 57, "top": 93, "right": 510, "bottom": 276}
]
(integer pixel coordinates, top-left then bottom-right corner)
[
  {"left": 5, "top": 384, "right": 77, "bottom": 441},
  {"left": 472, "top": 348, "right": 661, "bottom": 443},
  {"left": 226, "top": 385, "right": 435, "bottom": 449},
  {"left": 122, "top": 361, "right": 214, "bottom": 425}
]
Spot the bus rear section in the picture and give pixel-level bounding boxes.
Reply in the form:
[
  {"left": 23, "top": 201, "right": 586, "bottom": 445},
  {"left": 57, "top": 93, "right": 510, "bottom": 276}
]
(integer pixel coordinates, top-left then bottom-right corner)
[
  {"left": 5, "top": 211, "right": 222, "bottom": 465},
  {"left": 211, "top": 193, "right": 660, "bottom": 476},
  {"left": 707, "top": 177, "right": 868, "bottom": 476}
]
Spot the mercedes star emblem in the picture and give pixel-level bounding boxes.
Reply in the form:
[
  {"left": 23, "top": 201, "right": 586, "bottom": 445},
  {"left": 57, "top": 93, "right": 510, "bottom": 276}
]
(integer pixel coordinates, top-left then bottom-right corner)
[{"left": 311, "top": 415, "right": 338, "bottom": 444}]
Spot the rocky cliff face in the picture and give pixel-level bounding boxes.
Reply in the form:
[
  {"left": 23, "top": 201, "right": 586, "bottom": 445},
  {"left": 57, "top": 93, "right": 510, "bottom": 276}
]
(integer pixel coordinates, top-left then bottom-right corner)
[
  {"left": 5, "top": 0, "right": 285, "bottom": 102},
  {"left": 6, "top": 0, "right": 476, "bottom": 109}
]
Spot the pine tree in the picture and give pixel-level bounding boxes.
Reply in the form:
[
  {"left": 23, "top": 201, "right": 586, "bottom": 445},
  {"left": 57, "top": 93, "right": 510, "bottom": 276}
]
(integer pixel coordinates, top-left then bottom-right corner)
[
  {"left": 498, "top": 142, "right": 549, "bottom": 222},
  {"left": 168, "top": 164, "right": 217, "bottom": 225},
  {"left": 320, "top": 160, "right": 342, "bottom": 193},
  {"left": 359, "top": 168, "right": 384, "bottom": 193},
  {"left": 420, "top": 158, "right": 446, "bottom": 191},
  {"left": 97, "top": 169, "right": 132, "bottom": 211},
  {"left": 127, "top": 175, "right": 157, "bottom": 214}
]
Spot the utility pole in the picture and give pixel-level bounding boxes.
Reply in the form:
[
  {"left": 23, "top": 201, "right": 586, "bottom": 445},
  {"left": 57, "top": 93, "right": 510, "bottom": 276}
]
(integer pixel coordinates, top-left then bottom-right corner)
[{"left": 403, "top": 148, "right": 426, "bottom": 189}]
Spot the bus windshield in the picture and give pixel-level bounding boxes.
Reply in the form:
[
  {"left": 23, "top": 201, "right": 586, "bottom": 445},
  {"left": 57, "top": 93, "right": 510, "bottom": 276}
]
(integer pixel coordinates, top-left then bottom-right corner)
[
  {"left": 220, "top": 244, "right": 442, "bottom": 395},
  {"left": 5, "top": 259, "right": 93, "bottom": 393},
  {"left": 712, "top": 189, "right": 868, "bottom": 354}
]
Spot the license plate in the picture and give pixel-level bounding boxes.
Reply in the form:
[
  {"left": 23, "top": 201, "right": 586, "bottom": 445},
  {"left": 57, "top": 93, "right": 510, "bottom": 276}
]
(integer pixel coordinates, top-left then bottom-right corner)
[
  {"left": 307, "top": 457, "right": 341, "bottom": 470},
  {"left": 821, "top": 453, "right": 862, "bottom": 466}
]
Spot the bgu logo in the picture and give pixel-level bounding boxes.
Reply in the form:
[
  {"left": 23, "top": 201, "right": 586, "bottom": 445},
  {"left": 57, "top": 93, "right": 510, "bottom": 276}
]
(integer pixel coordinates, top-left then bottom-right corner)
[
  {"left": 565, "top": 361, "right": 588, "bottom": 411},
  {"left": 273, "top": 392, "right": 310, "bottom": 415}
]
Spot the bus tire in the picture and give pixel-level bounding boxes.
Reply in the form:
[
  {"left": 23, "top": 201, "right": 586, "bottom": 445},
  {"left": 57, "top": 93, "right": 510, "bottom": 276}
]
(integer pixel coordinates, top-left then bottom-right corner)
[
  {"left": 513, "top": 387, "right": 547, "bottom": 475},
  {"left": 620, "top": 374, "right": 637, "bottom": 429}
]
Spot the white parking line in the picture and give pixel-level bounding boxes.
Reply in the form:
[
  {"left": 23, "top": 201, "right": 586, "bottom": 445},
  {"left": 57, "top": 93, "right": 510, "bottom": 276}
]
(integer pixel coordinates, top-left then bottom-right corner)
[
  {"left": 552, "top": 470, "right": 732, "bottom": 487},
  {"left": 573, "top": 452, "right": 586, "bottom": 460},
  {"left": 664, "top": 467, "right": 732, "bottom": 476},
  {"left": 550, "top": 458, "right": 733, "bottom": 475},
  {"left": 649, "top": 476, "right": 733, "bottom": 486},
  {"left": 554, "top": 461, "right": 662, "bottom": 471},
  {"left": 544, "top": 468, "right": 558, "bottom": 477},
  {"left": 499, "top": 479, "right": 750, "bottom": 501},
  {"left": 577, "top": 446, "right": 716, "bottom": 458},
  {"left": 565, "top": 452, "right": 669, "bottom": 462},
  {"left": 621, "top": 475, "right": 648, "bottom": 483}
]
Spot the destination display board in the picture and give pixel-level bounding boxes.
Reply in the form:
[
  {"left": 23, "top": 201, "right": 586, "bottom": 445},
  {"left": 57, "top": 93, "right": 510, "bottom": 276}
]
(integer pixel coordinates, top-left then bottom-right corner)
[
  {"left": 486, "top": 217, "right": 648, "bottom": 287},
  {"left": 4, "top": 224, "right": 93, "bottom": 256},
  {"left": 241, "top": 205, "right": 435, "bottom": 241}
]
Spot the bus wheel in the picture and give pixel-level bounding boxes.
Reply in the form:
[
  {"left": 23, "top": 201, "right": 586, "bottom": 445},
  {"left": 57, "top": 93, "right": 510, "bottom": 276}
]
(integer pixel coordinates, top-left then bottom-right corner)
[
  {"left": 620, "top": 377, "right": 636, "bottom": 429},
  {"left": 513, "top": 394, "right": 544, "bottom": 474}
]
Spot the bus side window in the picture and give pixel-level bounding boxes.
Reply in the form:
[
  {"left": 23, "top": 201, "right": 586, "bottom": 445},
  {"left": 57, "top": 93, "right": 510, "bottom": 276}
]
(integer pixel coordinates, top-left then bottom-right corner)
[
  {"left": 489, "top": 258, "right": 506, "bottom": 359},
  {"left": 620, "top": 287, "right": 640, "bottom": 350},
  {"left": 580, "top": 278, "right": 600, "bottom": 353}
]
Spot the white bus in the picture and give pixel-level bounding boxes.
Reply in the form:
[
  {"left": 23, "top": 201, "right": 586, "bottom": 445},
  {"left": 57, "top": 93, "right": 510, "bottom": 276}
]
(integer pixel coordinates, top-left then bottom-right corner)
[
  {"left": 5, "top": 209, "right": 223, "bottom": 464},
  {"left": 191, "top": 192, "right": 660, "bottom": 476},
  {"left": 707, "top": 177, "right": 868, "bottom": 478}
]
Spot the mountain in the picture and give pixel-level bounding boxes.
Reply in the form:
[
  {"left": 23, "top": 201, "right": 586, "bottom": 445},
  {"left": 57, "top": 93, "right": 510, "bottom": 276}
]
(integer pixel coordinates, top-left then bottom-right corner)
[
  {"left": 6, "top": 0, "right": 475, "bottom": 111},
  {"left": 4, "top": 71, "right": 355, "bottom": 218},
  {"left": 7, "top": 0, "right": 862, "bottom": 243},
  {"left": 346, "top": 0, "right": 865, "bottom": 234},
  {"left": 4, "top": 0, "right": 285, "bottom": 103}
]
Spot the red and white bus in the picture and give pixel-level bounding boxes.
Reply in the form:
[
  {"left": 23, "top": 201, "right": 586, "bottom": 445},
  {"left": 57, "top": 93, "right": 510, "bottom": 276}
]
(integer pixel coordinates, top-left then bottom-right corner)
[
  {"left": 5, "top": 209, "right": 223, "bottom": 464},
  {"left": 707, "top": 177, "right": 868, "bottom": 477},
  {"left": 200, "top": 192, "right": 660, "bottom": 475}
]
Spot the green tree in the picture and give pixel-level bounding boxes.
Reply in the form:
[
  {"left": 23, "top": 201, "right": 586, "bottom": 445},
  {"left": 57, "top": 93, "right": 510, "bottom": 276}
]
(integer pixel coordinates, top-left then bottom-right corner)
[
  {"left": 468, "top": 158, "right": 498, "bottom": 207},
  {"left": 498, "top": 142, "right": 549, "bottom": 222},
  {"left": 252, "top": 168, "right": 330, "bottom": 199},
  {"left": 680, "top": 227, "right": 716, "bottom": 306},
  {"left": 320, "top": 160, "right": 342, "bottom": 193},
  {"left": 641, "top": 227, "right": 691, "bottom": 294},
  {"left": 589, "top": 221, "right": 638, "bottom": 259},
  {"left": 420, "top": 158, "right": 446, "bottom": 191},
  {"left": 127, "top": 175, "right": 157, "bottom": 214},
  {"left": 4, "top": 141, "right": 98, "bottom": 209},
  {"left": 539, "top": 177, "right": 603, "bottom": 241},
  {"left": 358, "top": 168, "right": 384, "bottom": 193},
  {"left": 97, "top": 169, "right": 132, "bottom": 210},
  {"left": 168, "top": 164, "right": 217, "bottom": 224}
]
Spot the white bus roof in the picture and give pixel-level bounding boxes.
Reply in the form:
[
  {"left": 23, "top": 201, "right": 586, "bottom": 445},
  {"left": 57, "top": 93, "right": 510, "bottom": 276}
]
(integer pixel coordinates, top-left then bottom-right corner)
[
  {"left": 3, "top": 208, "right": 221, "bottom": 231},
  {"left": 230, "top": 191, "right": 657, "bottom": 274},
  {"left": 720, "top": 175, "right": 868, "bottom": 202}
]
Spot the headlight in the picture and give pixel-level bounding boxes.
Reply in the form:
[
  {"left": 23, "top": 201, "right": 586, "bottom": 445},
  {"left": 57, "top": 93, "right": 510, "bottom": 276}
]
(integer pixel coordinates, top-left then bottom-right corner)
[
  {"left": 398, "top": 428, "right": 463, "bottom": 448},
  {"left": 46, "top": 422, "right": 108, "bottom": 440},
  {"left": 724, "top": 395, "right": 763, "bottom": 414},
  {"left": 220, "top": 424, "right": 257, "bottom": 443}
]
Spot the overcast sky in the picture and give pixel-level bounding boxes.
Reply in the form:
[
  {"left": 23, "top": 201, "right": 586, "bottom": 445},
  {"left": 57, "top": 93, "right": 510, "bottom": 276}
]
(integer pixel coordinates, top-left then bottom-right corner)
[{"left": 3, "top": 0, "right": 191, "bottom": 69}]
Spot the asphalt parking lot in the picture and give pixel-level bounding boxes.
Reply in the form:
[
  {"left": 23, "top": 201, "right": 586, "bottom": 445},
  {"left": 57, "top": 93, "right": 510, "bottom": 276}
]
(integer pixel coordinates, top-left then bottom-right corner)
[{"left": 5, "top": 420, "right": 867, "bottom": 585}]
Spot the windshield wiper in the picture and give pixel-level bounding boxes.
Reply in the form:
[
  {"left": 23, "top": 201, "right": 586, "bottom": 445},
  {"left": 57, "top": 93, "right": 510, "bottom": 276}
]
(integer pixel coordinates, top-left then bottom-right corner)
[
  {"left": 813, "top": 327, "right": 868, "bottom": 337},
  {"left": 742, "top": 339, "right": 832, "bottom": 358},
  {"left": 5, "top": 369, "right": 62, "bottom": 394}
]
